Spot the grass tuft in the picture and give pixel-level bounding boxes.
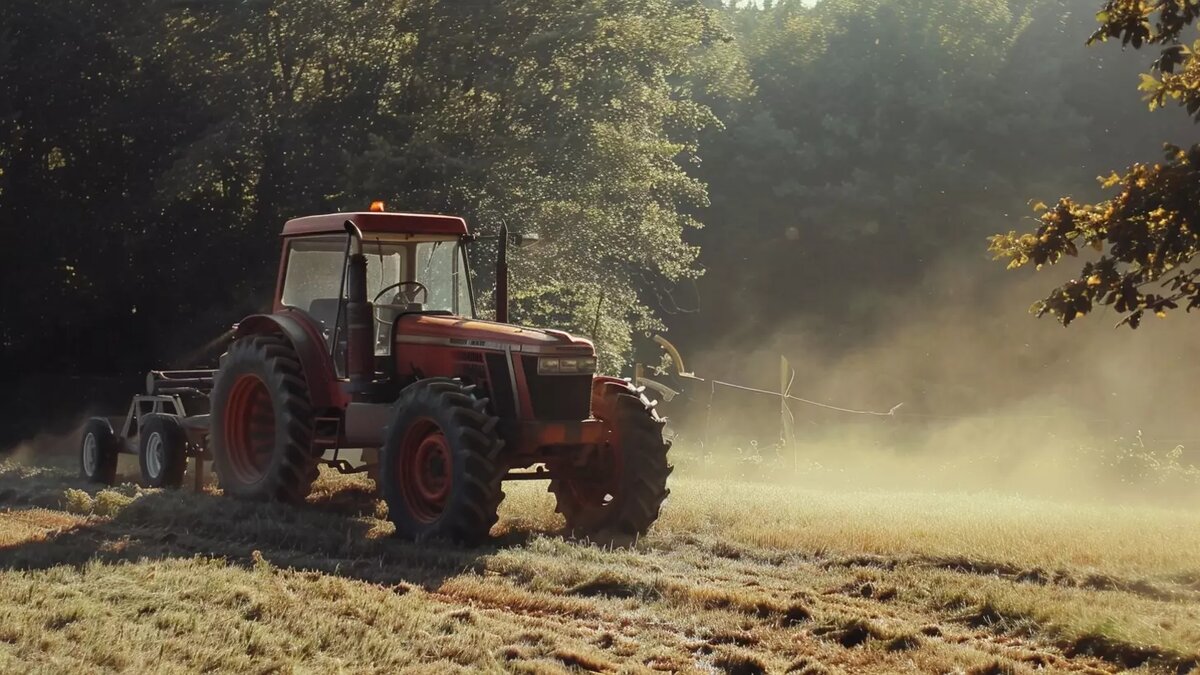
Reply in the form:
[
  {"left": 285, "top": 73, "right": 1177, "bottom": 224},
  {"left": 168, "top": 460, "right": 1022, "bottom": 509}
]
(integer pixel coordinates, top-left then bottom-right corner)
[
  {"left": 712, "top": 646, "right": 769, "bottom": 675},
  {"left": 780, "top": 602, "right": 812, "bottom": 626},
  {"left": 786, "top": 657, "right": 831, "bottom": 674},
  {"left": 566, "top": 570, "right": 656, "bottom": 599},
  {"left": 551, "top": 647, "right": 611, "bottom": 672},
  {"left": 885, "top": 634, "right": 921, "bottom": 652},
  {"left": 61, "top": 488, "right": 93, "bottom": 515},
  {"left": 964, "top": 660, "right": 1022, "bottom": 675}
]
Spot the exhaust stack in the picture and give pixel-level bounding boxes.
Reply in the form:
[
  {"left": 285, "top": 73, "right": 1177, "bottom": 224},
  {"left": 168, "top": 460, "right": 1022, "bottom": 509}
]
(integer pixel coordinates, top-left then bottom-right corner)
[
  {"left": 342, "top": 220, "right": 374, "bottom": 395},
  {"left": 496, "top": 221, "right": 509, "bottom": 324}
]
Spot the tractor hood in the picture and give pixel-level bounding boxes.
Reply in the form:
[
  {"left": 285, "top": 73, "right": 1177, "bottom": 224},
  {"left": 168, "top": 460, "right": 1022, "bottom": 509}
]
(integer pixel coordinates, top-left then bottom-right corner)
[{"left": 396, "top": 314, "right": 594, "bottom": 354}]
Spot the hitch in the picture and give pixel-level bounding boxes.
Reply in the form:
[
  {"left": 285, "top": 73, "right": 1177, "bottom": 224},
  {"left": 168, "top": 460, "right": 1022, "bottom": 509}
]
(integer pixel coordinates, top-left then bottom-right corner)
[{"left": 323, "top": 458, "right": 371, "bottom": 475}]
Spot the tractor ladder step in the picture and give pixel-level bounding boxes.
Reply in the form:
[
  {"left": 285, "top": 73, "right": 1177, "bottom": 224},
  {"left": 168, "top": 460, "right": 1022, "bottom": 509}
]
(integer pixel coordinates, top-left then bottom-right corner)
[{"left": 312, "top": 416, "right": 342, "bottom": 448}]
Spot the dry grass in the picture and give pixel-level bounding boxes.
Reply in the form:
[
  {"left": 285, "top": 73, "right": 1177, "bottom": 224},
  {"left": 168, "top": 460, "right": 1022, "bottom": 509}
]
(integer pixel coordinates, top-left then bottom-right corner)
[
  {"left": 656, "top": 481, "right": 1200, "bottom": 577},
  {"left": 0, "top": 459, "right": 1198, "bottom": 673}
]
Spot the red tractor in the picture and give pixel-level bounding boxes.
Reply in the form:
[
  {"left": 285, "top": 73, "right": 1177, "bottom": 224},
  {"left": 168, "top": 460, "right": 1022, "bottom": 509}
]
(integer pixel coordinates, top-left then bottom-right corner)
[{"left": 79, "top": 209, "right": 672, "bottom": 543}]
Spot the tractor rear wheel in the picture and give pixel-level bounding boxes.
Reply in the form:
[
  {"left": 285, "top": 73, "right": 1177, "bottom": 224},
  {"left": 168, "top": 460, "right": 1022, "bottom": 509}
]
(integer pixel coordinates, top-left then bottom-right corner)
[
  {"left": 210, "top": 335, "right": 317, "bottom": 503},
  {"left": 381, "top": 378, "right": 504, "bottom": 544},
  {"left": 79, "top": 417, "right": 120, "bottom": 485},
  {"left": 549, "top": 380, "right": 673, "bottom": 543},
  {"left": 138, "top": 414, "right": 188, "bottom": 488}
]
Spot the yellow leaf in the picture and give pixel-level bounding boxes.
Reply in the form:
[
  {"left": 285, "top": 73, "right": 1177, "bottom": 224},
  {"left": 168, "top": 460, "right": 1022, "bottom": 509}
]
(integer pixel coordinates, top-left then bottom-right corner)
[
  {"left": 1156, "top": 311, "right": 1168, "bottom": 318},
  {"left": 1087, "top": 275, "right": 1102, "bottom": 286}
]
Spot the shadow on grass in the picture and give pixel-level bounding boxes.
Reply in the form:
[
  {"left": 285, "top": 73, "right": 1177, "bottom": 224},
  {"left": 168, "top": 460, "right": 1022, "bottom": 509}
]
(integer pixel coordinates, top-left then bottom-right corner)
[{"left": 0, "top": 466, "right": 552, "bottom": 592}]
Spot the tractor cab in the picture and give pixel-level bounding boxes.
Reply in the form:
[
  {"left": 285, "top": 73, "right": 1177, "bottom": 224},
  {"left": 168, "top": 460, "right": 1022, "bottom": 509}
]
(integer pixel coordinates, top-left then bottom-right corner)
[{"left": 275, "top": 210, "right": 475, "bottom": 361}]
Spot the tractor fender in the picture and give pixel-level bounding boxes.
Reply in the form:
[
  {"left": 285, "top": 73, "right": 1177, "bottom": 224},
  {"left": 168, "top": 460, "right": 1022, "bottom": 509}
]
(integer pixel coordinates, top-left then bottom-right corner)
[
  {"left": 592, "top": 375, "right": 635, "bottom": 398},
  {"left": 592, "top": 376, "right": 631, "bottom": 389},
  {"left": 232, "top": 312, "right": 348, "bottom": 412},
  {"left": 590, "top": 376, "right": 647, "bottom": 421},
  {"left": 591, "top": 375, "right": 664, "bottom": 417}
]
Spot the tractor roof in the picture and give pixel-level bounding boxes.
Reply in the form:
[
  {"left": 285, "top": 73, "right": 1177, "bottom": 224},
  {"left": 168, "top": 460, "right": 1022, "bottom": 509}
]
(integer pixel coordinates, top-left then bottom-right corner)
[{"left": 281, "top": 212, "right": 469, "bottom": 238}]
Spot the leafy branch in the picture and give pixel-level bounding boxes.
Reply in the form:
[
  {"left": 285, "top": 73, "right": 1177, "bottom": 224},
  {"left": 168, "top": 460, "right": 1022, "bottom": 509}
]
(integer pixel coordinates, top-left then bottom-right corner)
[{"left": 995, "top": 1, "right": 1200, "bottom": 327}]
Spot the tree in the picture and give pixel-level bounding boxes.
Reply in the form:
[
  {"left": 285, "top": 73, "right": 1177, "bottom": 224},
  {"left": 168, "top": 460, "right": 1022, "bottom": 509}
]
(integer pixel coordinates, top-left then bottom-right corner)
[
  {"left": 990, "top": 1, "right": 1200, "bottom": 329},
  {"left": 147, "top": 0, "right": 749, "bottom": 371},
  {"left": 0, "top": 0, "right": 201, "bottom": 372},
  {"left": 0, "top": 0, "right": 747, "bottom": 376},
  {"left": 341, "top": 0, "right": 748, "bottom": 370}
]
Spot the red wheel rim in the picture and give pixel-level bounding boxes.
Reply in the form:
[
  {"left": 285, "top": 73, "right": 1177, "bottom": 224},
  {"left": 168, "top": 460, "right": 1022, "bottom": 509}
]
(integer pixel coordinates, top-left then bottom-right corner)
[
  {"left": 223, "top": 374, "right": 274, "bottom": 485},
  {"left": 398, "top": 418, "right": 453, "bottom": 523}
]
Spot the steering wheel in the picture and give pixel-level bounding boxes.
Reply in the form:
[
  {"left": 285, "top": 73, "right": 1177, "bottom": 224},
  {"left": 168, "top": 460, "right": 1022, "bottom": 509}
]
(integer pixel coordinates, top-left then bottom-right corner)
[{"left": 372, "top": 281, "right": 429, "bottom": 326}]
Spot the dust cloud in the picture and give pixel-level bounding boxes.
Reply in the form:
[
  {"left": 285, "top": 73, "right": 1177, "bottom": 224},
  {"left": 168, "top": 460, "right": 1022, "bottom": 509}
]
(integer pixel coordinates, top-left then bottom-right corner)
[
  {"left": 6, "top": 258, "right": 1198, "bottom": 507},
  {"left": 4, "top": 422, "right": 85, "bottom": 467},
  {"left": 664, "top": 258, "right": 1200, "bottom": 506}
]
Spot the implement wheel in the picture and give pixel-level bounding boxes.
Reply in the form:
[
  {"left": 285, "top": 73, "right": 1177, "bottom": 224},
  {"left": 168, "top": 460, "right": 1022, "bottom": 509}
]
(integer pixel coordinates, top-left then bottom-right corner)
[
  {"left": 381, "top": 378, "right": 504, "bottom": 544},
  {"left": 549, "top": 380, "right": 672, "bottom": 543},
  {"left": 138, "top": 414, "right": 188, "bottom": 488},
  {"left": 210, "top": 335, "right": 317, "bottom": 503},
  {"left": 79, "top": 417, "right": 120, "bottom": 485}
]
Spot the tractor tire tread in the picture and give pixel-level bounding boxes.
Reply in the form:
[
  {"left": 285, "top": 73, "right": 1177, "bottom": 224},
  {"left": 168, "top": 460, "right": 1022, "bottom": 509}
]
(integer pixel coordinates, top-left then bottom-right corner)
[
  {"left": 550, "top": 381, "right": 672, "bottom": 543},
  {"left": 138, "top": 414, "right": 188, "bottom": 488},
  {"left": 211, "top": 334, "right": 317, "bottom": 504},
  {"left": 381, "top": 378, "right": 505, "bottom": 545},
  {"left": 79, "top": 418, "right": 121, "bottom": 485}
]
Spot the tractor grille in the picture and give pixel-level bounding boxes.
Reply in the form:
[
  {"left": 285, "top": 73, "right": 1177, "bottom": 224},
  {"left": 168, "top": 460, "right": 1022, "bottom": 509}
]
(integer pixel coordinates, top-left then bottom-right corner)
[
  {"left": 521, "top": 356, "right": 592, "bottom": 421},
  {"left": 484, "top": 353, "right": 517, "bottom": 420}
]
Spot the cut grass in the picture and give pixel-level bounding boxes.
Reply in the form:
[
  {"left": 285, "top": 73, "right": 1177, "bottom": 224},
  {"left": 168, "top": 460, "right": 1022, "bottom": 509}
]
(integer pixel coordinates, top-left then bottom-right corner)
[{"left": 0, "top": 461, "right": 1197, "bottom": 673}]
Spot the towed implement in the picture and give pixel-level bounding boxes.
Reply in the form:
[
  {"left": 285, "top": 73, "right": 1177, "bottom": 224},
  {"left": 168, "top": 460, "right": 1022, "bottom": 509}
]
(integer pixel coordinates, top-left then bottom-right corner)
[{"left": 80, "top": 208, "right": 672, "bottom": 544}]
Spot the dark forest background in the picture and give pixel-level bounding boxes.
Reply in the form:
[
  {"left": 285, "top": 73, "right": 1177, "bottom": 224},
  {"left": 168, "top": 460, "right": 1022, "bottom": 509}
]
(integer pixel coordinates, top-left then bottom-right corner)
[{"left": 0, "top": 0, "right": 1193, "bottom": 450}]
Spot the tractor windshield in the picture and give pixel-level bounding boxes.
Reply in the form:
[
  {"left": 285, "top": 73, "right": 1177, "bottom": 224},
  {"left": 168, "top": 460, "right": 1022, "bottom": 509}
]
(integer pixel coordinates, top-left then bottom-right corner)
[{"left": 280, "top": 235, "right": 475, "bottom": 337}]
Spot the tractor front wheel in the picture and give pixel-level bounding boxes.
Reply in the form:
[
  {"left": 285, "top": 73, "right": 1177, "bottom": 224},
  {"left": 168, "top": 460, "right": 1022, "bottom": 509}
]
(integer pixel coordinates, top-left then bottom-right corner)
[
  {"left": 549, "top": 380, "right": 673, "bottom": 543},
  {"left": 381, "top": 378, "right": 504, "bottom": 544},
  {"left": 210, "top": 335, "right": 317, "bottom": 503}
]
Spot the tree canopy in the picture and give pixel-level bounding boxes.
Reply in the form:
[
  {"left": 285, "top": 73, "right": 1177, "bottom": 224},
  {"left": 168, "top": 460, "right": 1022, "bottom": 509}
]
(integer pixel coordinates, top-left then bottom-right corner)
[
  {"left": 1, "top": 0, "right": 1192, "bottom": 383},
  {"left": 0, "top": 0, "right": 744, "bottom": 374},
  {"left": 990, "top": 0, "right": 1200, "bottom": 328}
]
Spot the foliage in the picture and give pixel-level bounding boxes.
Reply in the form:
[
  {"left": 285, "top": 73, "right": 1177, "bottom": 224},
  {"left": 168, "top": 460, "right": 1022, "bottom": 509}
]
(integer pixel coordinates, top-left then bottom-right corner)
[
  {"left": 991, "top": 144, "right": 1200, "bottom": 326},
  {"left": 4, "top": 0, "right": 1197, "bottom": 377},
  {"left": 339, "top": 0, "right": 748, "bottom": 371},
  {"left": 991, "top": 1, "right": 1200, "bottom": 328},
  {"left": 0, "top": 0, "right": 744, "bottom": 375}
]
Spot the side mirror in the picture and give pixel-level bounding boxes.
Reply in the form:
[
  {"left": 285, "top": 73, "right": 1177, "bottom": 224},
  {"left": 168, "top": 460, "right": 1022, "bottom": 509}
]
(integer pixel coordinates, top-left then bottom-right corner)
[
  {"left": 488, "top": 225, "right": 540, "bottom": 325},
  {"left": 513, "top": 232, "right": 540, "bottom": 249}
]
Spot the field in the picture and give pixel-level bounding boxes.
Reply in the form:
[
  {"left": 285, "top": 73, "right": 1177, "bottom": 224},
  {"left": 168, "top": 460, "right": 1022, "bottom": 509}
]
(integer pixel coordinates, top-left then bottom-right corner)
[{"left": 1, "top": 457, "right": 1198, "bottom": 674}]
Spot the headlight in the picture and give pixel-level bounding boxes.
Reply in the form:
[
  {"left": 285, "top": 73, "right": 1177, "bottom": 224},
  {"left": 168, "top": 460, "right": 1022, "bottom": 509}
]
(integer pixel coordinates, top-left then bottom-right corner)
[{"left": 538, "top": 356, "right": 596, "bottom": 375}]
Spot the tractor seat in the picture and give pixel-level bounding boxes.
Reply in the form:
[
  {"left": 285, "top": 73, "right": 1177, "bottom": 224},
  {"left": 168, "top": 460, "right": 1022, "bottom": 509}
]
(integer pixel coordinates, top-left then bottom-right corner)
[{"left": 307, "top": 298, "right": 342, "bottom": 332}]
